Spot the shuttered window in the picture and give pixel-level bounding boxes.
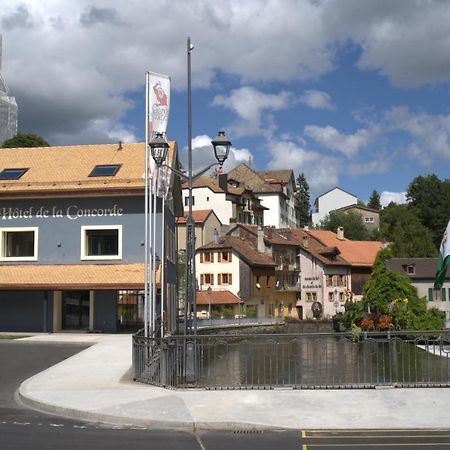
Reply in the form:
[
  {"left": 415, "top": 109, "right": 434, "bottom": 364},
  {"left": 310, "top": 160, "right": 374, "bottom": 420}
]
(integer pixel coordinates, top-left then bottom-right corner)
[{"left": 428, "top": 288, "right": 433, "bottom": 302}]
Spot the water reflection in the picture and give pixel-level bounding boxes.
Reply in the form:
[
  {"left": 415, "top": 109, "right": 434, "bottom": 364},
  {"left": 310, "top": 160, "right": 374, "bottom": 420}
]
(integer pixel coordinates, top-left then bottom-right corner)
[{"left": 197, "top": 335, "right": 450, "bottom": 388}]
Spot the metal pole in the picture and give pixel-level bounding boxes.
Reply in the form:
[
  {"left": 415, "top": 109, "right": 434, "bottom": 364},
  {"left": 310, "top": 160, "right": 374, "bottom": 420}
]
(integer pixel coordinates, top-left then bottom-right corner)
[
  {"left": 144, "top": 72, "right": 149, "bottom": 338},
  {"left": 161, "top": 183, "right": 166, "bottom": 338},
  {"left": 152, "top": 169, "right": 158, "bottom": 334},
  {"left": 185, "top": 36, "right": 197, "bottom": 335}
]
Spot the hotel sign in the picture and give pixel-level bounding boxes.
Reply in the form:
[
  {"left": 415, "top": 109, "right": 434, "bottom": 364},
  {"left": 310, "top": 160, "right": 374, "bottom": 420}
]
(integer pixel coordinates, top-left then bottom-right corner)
[{"left": 0, "top": 204, "right": 123, "bottom": 220}]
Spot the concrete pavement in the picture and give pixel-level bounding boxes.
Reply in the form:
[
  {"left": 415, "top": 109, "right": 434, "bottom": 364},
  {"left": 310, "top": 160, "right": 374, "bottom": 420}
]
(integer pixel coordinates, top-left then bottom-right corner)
[{"left": 16, "top": 333, "right": 450, "bottom": 431}]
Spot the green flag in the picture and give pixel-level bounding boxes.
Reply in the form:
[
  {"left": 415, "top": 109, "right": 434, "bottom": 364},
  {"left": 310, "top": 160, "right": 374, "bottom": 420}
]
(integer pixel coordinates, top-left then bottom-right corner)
[{"left": 435, "top": 219, "right": 450, "bottom": 288}]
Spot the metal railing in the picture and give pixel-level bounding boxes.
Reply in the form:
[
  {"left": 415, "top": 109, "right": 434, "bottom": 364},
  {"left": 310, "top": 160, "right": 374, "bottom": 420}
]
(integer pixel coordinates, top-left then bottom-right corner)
[{"left": 133, "top": 330, "right": 450, "bottom": 389}]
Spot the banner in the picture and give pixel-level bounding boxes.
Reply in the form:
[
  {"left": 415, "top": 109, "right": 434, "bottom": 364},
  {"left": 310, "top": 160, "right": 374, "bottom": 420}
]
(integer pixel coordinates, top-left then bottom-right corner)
[
  {"left": 147, "top": 72, "right": 170, "bottom": 139},
  {"left": 435, "top": 218, "right": 450, "bottom": 288}
]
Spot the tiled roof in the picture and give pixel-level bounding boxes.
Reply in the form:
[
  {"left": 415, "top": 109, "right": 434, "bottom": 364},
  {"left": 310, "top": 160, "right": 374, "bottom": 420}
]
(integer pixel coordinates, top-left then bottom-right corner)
[
  {"left": 182, "top": 176, "right": 224, "bottom": 193},
  {"left": 0, "top": 263, "right": 158, "bottom": 290},
  {"left": 176, "top": 209, "right": 221, "bottom": 225},
  {"left": 196, "top": 290, "right": 243, "bottom": 305},
  {"left": 258, "top": 169, "right": 293, "bottom": 184},
  {"left": 290, "top": 228, "right": 350, "bottom": 267},
  {"left": 308, "top": 230, "right": 383, "bottom": 267},
  {"left": 0, "top": 142, "right": 176, "bottom": 195},
  {"left": 334, "top": 204, "right": 380, "bottom": 214},
  {"left": 386, "top": 258, "right": 449, "bottom": 280},
  {"left": 198, "top": 235, "right": 276, "bottom": 267},
  {"left": 227, "top": 164, "right": 278, "bottom": 193}
]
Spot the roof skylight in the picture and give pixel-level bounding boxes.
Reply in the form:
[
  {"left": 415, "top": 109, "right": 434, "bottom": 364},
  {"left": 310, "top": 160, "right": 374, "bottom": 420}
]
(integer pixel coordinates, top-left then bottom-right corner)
[
  {"left": 0, "top": 168, "right": 28, "bottom": 180},
  {"left": 89, "top": 164, "right": 121, "bottom": 177}
]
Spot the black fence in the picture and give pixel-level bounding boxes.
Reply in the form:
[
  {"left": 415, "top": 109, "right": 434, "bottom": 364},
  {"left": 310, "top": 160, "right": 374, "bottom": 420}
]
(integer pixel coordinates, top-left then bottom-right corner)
[{"left": 133, "top": 330, "right": 450, "bottom": 389}]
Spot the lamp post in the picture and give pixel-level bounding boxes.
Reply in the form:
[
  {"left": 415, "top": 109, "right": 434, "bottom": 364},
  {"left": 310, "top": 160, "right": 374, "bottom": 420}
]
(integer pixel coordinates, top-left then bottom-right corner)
[{"left": 148, "top": 37, "right": 231, "bottom": 337}]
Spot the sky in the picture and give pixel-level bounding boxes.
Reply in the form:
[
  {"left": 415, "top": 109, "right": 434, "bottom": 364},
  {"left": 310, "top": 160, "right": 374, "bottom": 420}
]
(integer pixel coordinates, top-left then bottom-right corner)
[{"left": 1, "top": 0, "right": 450, "bottom": 206}]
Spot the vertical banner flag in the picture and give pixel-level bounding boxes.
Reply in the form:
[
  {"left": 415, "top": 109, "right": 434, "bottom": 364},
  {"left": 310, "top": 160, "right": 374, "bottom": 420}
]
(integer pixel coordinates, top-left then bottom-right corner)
[
  {"left": 435, "top": 218, "right": 450, "bottom": 288},
  {"left": 148, "top": 72, "right": 171, "bottom": 139}
]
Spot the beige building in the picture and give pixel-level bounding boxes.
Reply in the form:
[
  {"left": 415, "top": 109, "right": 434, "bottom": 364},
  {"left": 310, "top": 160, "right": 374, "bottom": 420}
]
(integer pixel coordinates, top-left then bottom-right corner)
[
  {"left": 334, "top": 204, "right": 380, "bottom": 234},
  {"left": 176, "top": 209, "right": 222, "bottom": 250}
]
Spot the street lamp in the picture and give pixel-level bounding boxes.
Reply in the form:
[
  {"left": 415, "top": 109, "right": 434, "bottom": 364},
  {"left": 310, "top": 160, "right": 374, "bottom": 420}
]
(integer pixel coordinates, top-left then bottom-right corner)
[
  {"left": 211, "top": 131, "right": 231, "bottom": 166},
  {"left": 148, "top": 37, "right": 231, "bottom": 338},
  {"left": 149, "top": 132, "right": 169, "bottom": 167}
]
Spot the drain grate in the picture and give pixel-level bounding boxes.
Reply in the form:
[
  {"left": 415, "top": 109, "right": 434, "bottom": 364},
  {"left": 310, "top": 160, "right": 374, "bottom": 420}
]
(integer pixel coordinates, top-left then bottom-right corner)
[{"left": 232, "top": 429, "right": 264, "bottom": 434}]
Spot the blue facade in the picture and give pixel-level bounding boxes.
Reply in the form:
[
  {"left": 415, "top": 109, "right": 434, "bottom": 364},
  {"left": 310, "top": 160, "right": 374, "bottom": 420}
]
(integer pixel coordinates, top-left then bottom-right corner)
[
  {"left": 0, "top": 194, "right": 178, "bottom": 332},
  {"left": 0, "top": 195, "right": 163, "bottom": 264}
]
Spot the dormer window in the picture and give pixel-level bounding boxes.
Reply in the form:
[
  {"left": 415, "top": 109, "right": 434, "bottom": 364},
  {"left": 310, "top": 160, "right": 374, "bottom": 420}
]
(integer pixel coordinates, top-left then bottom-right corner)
[
  {"left": 89, "top": 164, "right": 121, "bottom": 177},
  {"left": 0, "top": 168, "right": 28, "bottom": 180},
  {"left": 406, "top": 264, "right": 415, "bottom": 275}
]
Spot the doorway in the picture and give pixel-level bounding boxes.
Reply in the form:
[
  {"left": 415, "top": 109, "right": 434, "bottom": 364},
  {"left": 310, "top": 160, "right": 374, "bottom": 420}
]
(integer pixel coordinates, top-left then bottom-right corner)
[{"left": 62, "top": 291, "right": 90, "bottom": 330}]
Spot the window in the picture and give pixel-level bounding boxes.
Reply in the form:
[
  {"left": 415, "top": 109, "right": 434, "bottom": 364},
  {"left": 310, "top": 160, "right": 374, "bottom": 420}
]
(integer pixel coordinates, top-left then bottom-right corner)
[
  {"left": 0, "top": 168, "right": 28, "bottom": 180},
  {"left": 364, "top": 217, "right": 375, "bottom": 223},
  {"left": 200, "top": 273, "right": 214, "bottom": 285},
  {"left": 328, "top": 292, "right": 334, "bottom": 302},
  {"left": 0, "top": 227, "right": 38, "bottom": 261},
  {"left": 406, "top": 265, "right": 415, "bottom": 275},
  {"left": 89, "top": 164, "right": 121, "bottom": 177},
  {"left": 218, "top": 273, "right": 232, "bottom": 285},
  {"left": 81, "top": 225, "right": 122, "bottom": 260},
  {"left": 326, "top": 275, "right": 333, "bottom": 287},
  {"left": 184, "top": 196, "right": 195, "bottom": 207},
  {"left": 199, "top": 252, "right": 214, "bottom": 263},
  {"left": 218, "top": 251, "right": 232, "bottom": 262},
  {"left": 306, "top": 292, "right": 317, "bottom": 302}
]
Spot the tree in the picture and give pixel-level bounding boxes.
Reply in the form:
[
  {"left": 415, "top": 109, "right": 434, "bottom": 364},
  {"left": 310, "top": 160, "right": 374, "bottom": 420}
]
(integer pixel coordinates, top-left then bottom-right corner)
[
  {"left": 367, "top": 190, "right": 382, "bottom": 210},
  {"left": 406, "top": 174, "right": 449, "bottom": 248},
  {"left": 320, "top": 210, "right": 370, "bottom": 240},
  {"left": 360, "top": 247, "right": 445, "bottom": 330},
  {"left": 379, "top": 203, "right": 436, "bottom": 257},
  {"left": 2, "top": 133, "right": 49, "bottom": 148},
  {"left": 295, "top": 172, "right": 311, "bottom": 226}
]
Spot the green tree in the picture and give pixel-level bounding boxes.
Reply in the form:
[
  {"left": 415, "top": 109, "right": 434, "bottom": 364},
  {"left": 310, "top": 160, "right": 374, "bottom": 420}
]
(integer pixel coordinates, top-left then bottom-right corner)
[
  {"left": 379, "top": 203, "right": 436, "bottom": 257},
  {"left": 320, "top": 210, "right": 370, "bottom": 240},
  {"left": 361, "top": 248, "right": 444, "bottom": 330},
  {"left": 406, "top": 174, "right": 449, "bottom": 247},
  {"left": 295, "top": 172, "right": 311, "bottom": 226},
  {"left": 2, "top": 133, "right": 49, "bottom": 148},
  {"left": 367, "top": 190, "right": 382, "bottom": 210}
]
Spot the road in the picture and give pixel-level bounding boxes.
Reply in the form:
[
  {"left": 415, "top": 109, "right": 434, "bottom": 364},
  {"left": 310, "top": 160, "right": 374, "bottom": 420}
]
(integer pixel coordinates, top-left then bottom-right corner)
[{"left": 1, "top": 339, "right": 450, "bottom": 449}]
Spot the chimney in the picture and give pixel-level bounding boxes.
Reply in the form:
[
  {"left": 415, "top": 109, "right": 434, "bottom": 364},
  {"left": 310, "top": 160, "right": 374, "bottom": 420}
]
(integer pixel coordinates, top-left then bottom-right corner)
[
  {"left": 218, "top": 173, "right": 228, "bottom": 192},
  {"left": 257, "top": 227, "right": 265, "bottom": 253},
  {"left": 213, "top": 228, "right": 220, "bottom": 244},
  {"left": 303, "top": 235, "right": 309, "bottom": 248},
  {"left": 337, "top": 226, "right": 344, "bottom": 240}
]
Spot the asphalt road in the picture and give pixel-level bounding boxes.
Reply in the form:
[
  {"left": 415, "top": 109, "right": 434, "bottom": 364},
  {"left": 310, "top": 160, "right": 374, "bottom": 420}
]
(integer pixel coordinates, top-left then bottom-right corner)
[{"left": 1, "top": 339, "right": 450, "bottom": 450}]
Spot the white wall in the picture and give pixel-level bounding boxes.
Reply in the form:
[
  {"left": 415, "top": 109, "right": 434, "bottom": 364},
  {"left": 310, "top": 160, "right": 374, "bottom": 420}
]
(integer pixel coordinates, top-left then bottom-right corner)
[
  {"left": 259, "top": 194, "right": 281, "bottom": 227},
  {"left": 196, "top": 250, "right": 241, "bottom": 296},
  {"left": 182, "top": 187, "right": 233, "bottom": 225},
  {"left": 312, "top": 188, "right": 357, "bottom": 225},
  {"left": 298, "top": 250, "right": 351, "bottom": 319}
]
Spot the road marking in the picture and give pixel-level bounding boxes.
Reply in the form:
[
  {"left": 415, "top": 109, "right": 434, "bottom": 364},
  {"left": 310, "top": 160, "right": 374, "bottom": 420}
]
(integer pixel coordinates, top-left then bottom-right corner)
[
  {"left": 302, "top": 445, "right": 308, "bottom": 450},
  {"left": 306, "top": 443, "right": 450, "bottom": 447},
  {"left": 305, "top": 434, "right": 450, "bottom": 439},
  {"left": 302, "top": 430, "right": 307, "bottom": 438},
  {"left": 195, "top": 433, "right": 207, "bottom": 450}
]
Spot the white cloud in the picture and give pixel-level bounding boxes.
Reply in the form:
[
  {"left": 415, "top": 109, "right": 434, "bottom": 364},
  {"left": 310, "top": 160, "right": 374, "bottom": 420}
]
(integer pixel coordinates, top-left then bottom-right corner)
[
  {"left": 299, "top": 90, "right": 334, "bottom": 110},
  {"left": 3, "top": 1, "right": 450, "bottom": 144},
  {"left": 266, "top": 139, "right": 341, "bottom": 194},
  {"left": 182, "top": 134, "right": 254, "bottom": 176},
  {"left": 385, "top": 106, "right": 450, "bottom": 162},
  {"left": 346, "top": 159, "right": 389, "bottom": 176},
  {"left": 304, "top": 125, "right": 373, "bottom": 156},
  {"left": 380, "top": 191, "right": 408, "bottom": 207},
  {"left": 212, "top": 87, "right": 293, "bottom": 138}
]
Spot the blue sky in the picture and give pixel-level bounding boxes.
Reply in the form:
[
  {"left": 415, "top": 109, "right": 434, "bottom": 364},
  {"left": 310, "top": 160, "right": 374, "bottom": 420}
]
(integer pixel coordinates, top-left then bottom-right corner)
[{"left": 2, "top": 1, "right": 450, "bottom": 205}]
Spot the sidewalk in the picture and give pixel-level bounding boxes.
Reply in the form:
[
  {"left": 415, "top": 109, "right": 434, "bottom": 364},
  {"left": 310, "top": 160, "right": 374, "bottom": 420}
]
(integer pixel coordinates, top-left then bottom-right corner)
[{"left": 17, "top": 333, "right": 450, "bottom": 431}]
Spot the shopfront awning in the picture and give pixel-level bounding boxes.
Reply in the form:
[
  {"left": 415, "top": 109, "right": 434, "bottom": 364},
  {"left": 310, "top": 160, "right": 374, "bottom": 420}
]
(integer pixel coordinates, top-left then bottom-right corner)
[{"left": 0, "top": 263, "right": 157, "bottom": 290}]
